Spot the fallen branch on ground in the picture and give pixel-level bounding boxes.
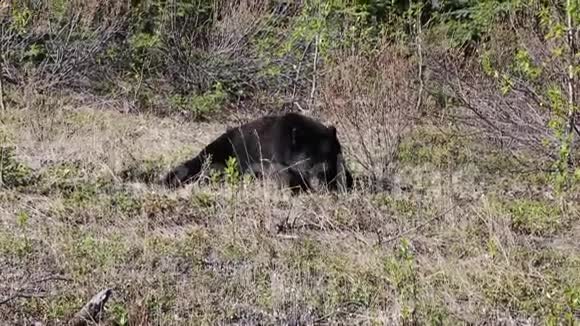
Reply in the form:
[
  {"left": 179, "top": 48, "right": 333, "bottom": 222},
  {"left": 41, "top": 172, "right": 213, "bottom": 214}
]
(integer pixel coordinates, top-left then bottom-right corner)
[
  {"left": 68, "top": 288, "right": 113, "bottom": 326},
  {"left": 0, "top": 274, "right": 71, "bottom": 306}
]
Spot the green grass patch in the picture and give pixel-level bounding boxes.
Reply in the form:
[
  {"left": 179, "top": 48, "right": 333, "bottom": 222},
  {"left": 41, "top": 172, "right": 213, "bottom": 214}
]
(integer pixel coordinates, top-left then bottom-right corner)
[
  {"left": 64, "top": 232, "right": 131, "bottom": 278},
  {"left": 119, "top": 157, "right": 166, "bottom": 184},
  {"left": 0, "top": 230, "right": 34, "bottom": 259},
  {"left": 501, "top": 199, "right": 564, "bottom": 236},
  {"left": 472, "top": 249, "right": 580, "bottom": 324},
  {"left": 373, "top": 194, "right": 418, "bottom": 218},
  {"left": 397, "top": 130, "right": 471, "bottom": 168}
]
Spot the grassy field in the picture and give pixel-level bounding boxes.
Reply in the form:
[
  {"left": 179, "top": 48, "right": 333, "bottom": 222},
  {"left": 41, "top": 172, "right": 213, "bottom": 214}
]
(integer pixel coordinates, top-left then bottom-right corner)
[
  {"left": 0, "top": 100, "right": 579, "bottom": 325},
  {"left": 2, "top": 0, "right": 580, "bottom": 324}
]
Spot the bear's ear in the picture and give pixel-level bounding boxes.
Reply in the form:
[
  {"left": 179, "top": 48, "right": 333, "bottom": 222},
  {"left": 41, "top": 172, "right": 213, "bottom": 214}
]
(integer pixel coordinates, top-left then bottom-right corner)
[{"left": 329, "top": 126, "right": 337, "bottom": 137}]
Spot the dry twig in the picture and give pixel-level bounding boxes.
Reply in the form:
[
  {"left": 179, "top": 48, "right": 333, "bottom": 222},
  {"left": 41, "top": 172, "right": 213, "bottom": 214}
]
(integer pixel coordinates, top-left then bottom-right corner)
[
  {"left": 0, "top": 274, "right": 71, "bottom": 306},
  {"left": 383, "top": 203, "right": 462, "bottom": 244},
  {"left": 0, "top": 62, "right": 5, "bottom": 114}
]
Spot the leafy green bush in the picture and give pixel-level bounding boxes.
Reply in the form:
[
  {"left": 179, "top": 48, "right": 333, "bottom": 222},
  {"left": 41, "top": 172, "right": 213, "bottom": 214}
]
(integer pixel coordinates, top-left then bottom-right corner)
[
  {"left": 0, "top": 146, "right": 36, "bottom": 188},
  {"left": 169, "top": 82, "right": 228, "bottom": 120}
]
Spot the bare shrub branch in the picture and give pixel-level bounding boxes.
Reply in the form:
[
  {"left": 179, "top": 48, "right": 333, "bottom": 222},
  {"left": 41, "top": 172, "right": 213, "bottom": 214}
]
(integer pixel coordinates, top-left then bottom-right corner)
[
  {"left": 321, "top": 44, "right": 419, "bottom": 191},
  {"left": 427, "top": 53, "right": 561, "bottom": 170}
]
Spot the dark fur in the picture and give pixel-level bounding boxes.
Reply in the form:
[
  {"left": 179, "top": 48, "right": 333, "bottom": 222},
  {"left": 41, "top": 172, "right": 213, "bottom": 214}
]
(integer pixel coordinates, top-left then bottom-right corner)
[{"left": 161, "top": 112, "right": 353, "bottom": 193}]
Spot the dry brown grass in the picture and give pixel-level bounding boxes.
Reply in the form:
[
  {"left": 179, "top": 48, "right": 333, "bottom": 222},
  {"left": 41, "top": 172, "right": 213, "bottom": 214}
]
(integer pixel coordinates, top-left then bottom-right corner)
[{"left": 0, "top": 87, "right": 579, "bottom": 325}]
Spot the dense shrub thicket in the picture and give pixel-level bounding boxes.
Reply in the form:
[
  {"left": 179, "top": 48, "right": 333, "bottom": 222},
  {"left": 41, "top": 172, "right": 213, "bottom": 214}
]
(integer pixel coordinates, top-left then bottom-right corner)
[{"left": 0, "top": 0, "right": 481, "bottom": 113}]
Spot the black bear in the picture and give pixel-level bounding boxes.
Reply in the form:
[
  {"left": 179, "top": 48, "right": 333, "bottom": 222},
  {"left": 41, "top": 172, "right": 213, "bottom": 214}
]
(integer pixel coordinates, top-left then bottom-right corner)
[{"left": 161, "top": 112, "right": 353, "bottom": 194}]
